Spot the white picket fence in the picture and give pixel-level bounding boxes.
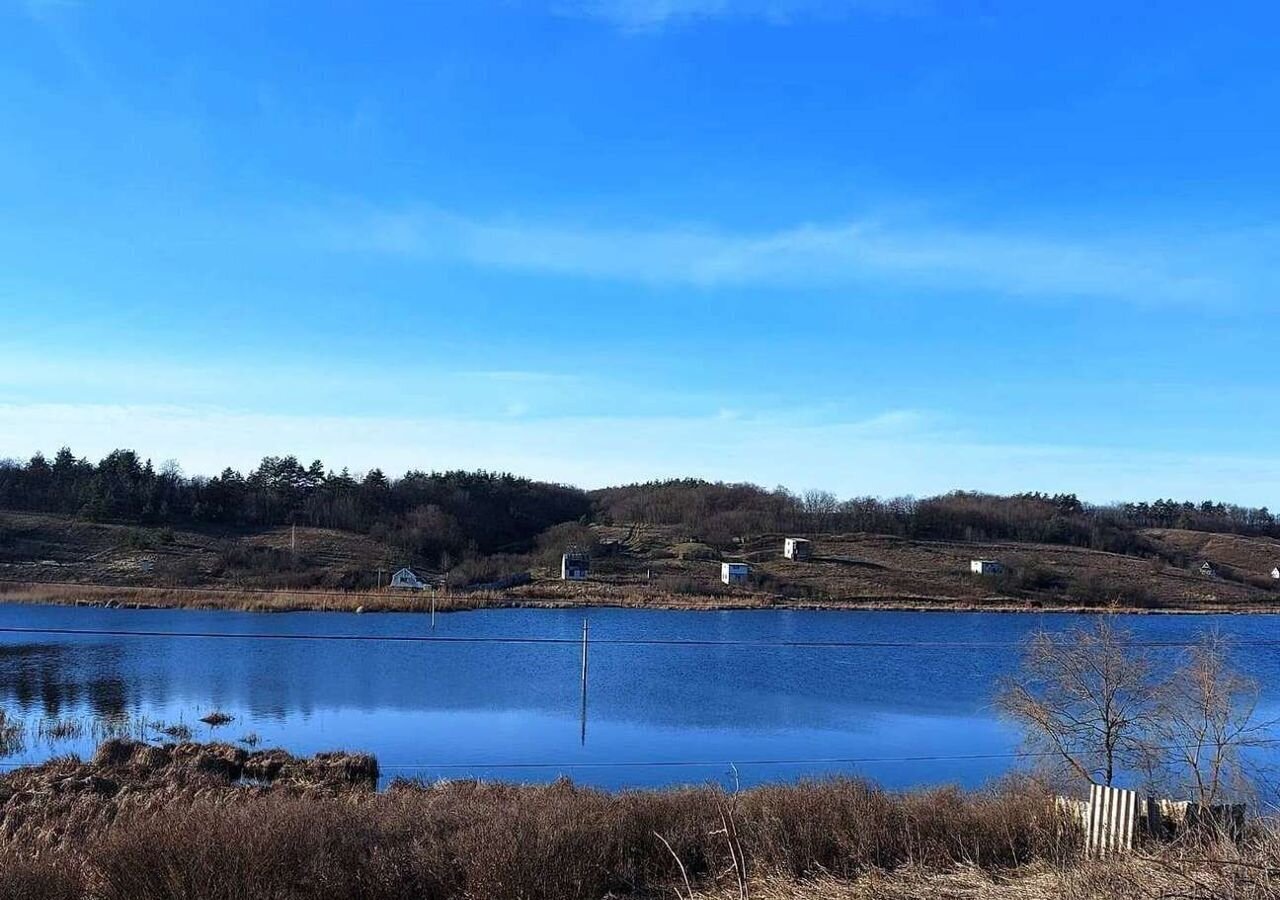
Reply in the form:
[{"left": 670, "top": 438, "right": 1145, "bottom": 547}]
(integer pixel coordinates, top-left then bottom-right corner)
[
  {"left": 1059, "top": 785, "right": 1247, "bottom": 856},
  {"left": 1085, "top": 783, "right": 1139, "bottom": 856}
]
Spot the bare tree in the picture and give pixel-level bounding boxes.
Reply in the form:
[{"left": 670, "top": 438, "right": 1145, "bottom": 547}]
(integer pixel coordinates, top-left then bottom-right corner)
[
  {"left": 1157, "top": 633, "right": 1272, "bottom": 808},
  {"left": 802, "top": 489, "right": 839, "bottom": 533},
  {"left": 997, "top": 619, "right": 1161, "bottom": 788}
]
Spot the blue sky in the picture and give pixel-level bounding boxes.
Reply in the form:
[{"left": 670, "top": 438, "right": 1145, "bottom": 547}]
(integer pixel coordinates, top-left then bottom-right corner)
[{"left": 1, "top": 0, "right": 1278, "bottom": 502}]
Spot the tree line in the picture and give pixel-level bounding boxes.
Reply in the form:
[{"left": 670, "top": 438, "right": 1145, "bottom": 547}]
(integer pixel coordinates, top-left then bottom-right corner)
[
  {"left": 0, "top": 449, "right": 590, "bottom": 567},
  {"left": 590, "top": 480, "right": 1280, "bottom": 553},
  {"left": 2, "top": 451, "right": 1277, "bottom": 566}
]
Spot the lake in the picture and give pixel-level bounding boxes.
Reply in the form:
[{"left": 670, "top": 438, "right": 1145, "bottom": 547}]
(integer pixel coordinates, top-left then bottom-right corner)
[{"left": 1, "top": 603, "right": 1278, "bottom": 791}]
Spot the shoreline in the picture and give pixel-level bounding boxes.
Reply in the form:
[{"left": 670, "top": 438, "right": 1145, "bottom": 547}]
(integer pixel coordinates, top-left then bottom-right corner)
[{"left": 2, "top": 579, "right": 1279, "bottom": 616}]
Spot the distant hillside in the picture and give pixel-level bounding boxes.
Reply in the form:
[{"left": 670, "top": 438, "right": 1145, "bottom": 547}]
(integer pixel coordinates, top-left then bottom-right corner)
[
  {"left": 3, "top": 450, "right": 1280, "bottom": 609},
  {"left": 3, "top": 511, "right": 1279, "bottom": 611}
]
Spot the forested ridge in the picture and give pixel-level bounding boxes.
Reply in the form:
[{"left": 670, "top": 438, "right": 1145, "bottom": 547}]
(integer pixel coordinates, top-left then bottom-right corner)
[
  {"left": 0, "top": 449, "right": 589, "bottom": 567},
  {"left": 592, "top": 480, "right": 1280, "bottom": 554},
  {"left": 1, "top": 449, "right": 1277, "bottom": 570}
]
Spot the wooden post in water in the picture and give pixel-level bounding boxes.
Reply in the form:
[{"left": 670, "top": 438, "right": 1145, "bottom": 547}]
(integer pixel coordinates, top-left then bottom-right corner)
[
  {"left": 431, "top": 591, "right": 437, "bottom": 629},
  {"left": 580, "top": 618, "right": 589, "bottom": 745}
]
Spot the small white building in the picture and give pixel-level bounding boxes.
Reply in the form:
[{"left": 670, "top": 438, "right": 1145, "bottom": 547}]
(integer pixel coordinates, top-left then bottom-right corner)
[
  {"left": 783, "top": 538, "right": 812, "bottom": 561},
  {"left": 1271, "top": 567, "right": 1279, "bottom": 580},
  {"left": 390, "top": 567, "right": 427, "bottom": 590},
  {"left": 970, "top": 559, "right": 1005, "bottom": 576},
  {"left": 721, "top": 562, "right": 750, "bottom": 585},
  {"left": 561, "top": 551, "right": 590, "bottom": 581},
  {"left": 1198, "top": 561, "right": 1216, "bottom": 578}
]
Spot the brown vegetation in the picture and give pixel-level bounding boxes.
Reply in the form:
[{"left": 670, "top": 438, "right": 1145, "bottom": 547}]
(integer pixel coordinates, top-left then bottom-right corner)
[
  {"left": 6, "top": 501, "right": 1280, "bottom": 614},
  {"left": 0, "top": 742, "right": 1071, "bottom": 899},
  {"left": 2, "top": 740, "right": 1279, "bottom": 898}
]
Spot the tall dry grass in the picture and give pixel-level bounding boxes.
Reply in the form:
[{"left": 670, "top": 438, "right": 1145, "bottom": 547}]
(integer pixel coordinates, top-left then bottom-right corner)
[
  {"left": 0, "top": 742, "right": 1072, "bottom": 900},
  {"left": 3, "top": 740, "right": 1277, "bottom": 899}
]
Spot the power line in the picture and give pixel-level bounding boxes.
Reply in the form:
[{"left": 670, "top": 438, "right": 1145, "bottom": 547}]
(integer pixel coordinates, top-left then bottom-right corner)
[
  {"left": 0, "top": 751, "right": 1037, "bottom": 771},
  {"left": 377, "top": 750, "right": 1066, "bottom": 770},
  {"left": 0, "top": 625, "right": 1276, "bottom": 649},
  {"left": 5, "top": 742, "right": 1278, "bottom": 773}
]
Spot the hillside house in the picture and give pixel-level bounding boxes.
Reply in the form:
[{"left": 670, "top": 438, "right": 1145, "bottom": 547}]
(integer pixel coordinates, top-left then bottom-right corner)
[
  {"left": 1198, "top": 561, "right": 1216, "bottom": 578},
  {"left": 561, "top": 550, "right": 590, "bottom": 581},
  {"left": 390, "top": 567, "right": 427, "bottom": 590},
  {"left": 1271, "top": 567, "right": 1279, "bottom": 580},
  {"left": 970, "top": 559, "right": 1005, "bottom": 576},
  {"left": 783, "top": 537, "right": 812, "bottom": 561},
  {"left": 721, "top": 562, "right": 750, "bottom": 585}
]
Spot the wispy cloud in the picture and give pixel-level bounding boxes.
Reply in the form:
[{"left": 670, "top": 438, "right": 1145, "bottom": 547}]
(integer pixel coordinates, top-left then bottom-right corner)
[
  {"left": 554, "top": 0, "right": 915, "bottom": 32},
  {"left": 315, "top": 206, "right": 1268, "bottom": 307}
]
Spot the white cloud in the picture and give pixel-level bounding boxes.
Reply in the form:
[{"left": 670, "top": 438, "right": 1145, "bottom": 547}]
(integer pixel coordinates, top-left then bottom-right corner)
[
  {"left": 316, "top": 206, "right": 1264, "bottom": 307},
  {"left": 3, "top": 401, "right": 1279, "bottom": 506},
  {"left": 555, "top": 0, "right": 913, "bottom": 31}
]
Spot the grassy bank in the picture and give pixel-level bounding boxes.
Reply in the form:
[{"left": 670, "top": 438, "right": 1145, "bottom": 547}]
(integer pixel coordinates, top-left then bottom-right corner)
[
  {"left": 1, "top": 739, "right": 1064, "bottom": 899},
  {"left": 1, "top": 578, "right": 1268, "bottom": 615},
  {"left": 0, "top": 740, "right": 1273, "bottom": 899}
]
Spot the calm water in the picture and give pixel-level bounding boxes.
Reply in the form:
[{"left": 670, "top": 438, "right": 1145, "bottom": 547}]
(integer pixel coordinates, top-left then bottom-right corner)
[{"left": 1, "top": 603, "right": 1279, "bottom": 790}]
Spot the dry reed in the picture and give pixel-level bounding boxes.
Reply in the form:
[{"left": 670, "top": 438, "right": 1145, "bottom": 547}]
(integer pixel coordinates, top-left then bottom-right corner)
[{"left": 2, "top": 740, "right": 1277, "bottom": 898}]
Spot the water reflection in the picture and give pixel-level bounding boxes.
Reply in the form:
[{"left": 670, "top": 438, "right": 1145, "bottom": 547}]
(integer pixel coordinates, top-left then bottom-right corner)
[{"left": 0, "top": 604, "right": 1278, "bottom": 790}]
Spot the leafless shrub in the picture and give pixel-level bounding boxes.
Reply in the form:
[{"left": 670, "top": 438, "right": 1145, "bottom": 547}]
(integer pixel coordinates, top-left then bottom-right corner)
[
  {"left": 1000, "top": 621, "right": 1271, "bottom": 822},
  {"left": 1156, "top": 632, "right": 1276, "bottom": 811},
  {"left": 997, "top": 619, "right": 1161, "bottom": 789}
]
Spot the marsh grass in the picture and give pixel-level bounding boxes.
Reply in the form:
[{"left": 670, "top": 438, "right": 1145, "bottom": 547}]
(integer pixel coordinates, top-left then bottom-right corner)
[
  {"left": 0, "top": 744, "right": 1074, "bottom": 900},
  {"left": 17, "top": 712, "right": 207, "bottom": 752},
  {"left": 35, "top": 718, "right": 84, "bottom": 742},
  {"left": 0, "top": 709, "right": 22, "bottom": 756},
  {"left": 155, "top": 721, "right": 193, "bottom": 741},
  {"left": 5, "top": 740, "right": 1280, "bottom": 899}
]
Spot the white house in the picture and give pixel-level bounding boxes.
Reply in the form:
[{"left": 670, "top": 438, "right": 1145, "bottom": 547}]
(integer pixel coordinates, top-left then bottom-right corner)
[
  {"left": 721, "top": 562, "right": 750, "bottom": 585},
  {"left": 1198, "top": 561, "right": 1216, "bottom": 578},
  {"left": 1271, "top": 567, "right": 1279, "bottom": 580},
  {"left": 390, "top": 567, "right": 427, "bottom": 590},
  {"left": 970, "top": 559, "right": 1005, "bottom": 576},
  {"left": 783, "top": 537, "right": 812, "bottom": 561},
  {"left": 561, "top": 551, "right": 590, "bottom": 581}
]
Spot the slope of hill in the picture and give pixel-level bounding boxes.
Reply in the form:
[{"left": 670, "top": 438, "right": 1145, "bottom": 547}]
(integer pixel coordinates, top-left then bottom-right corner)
[
  {"left": 0, "top": 511, "right": 395, "bottom": 591},
  {"left": 4, "top": 510, "right": 1280, "bottom": 612}
]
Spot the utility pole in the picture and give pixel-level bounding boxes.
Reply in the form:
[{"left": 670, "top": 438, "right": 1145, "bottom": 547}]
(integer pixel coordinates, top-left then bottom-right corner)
[{"left": 579, "top": 618, "right": 589, "bottom": 745}]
